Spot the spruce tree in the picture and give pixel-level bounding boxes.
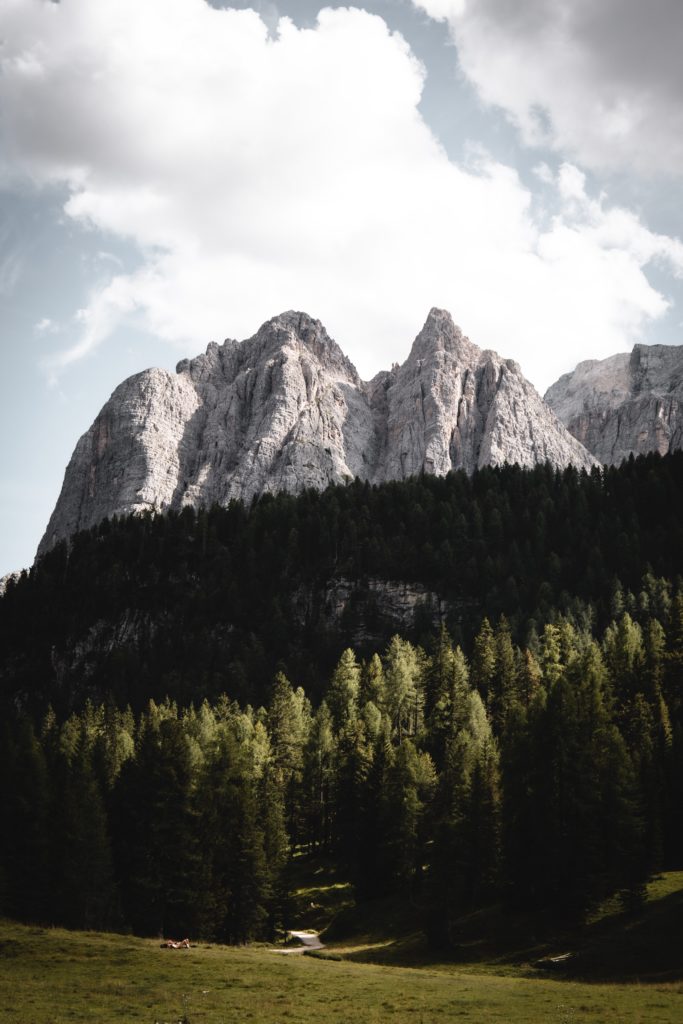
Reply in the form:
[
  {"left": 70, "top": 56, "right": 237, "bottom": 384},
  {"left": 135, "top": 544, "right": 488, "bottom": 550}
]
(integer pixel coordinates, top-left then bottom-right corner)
[
  {"left": 327, "top": 648, "right": 361, "bottom": 732},
  {"left": 0, "top": 719, "right": 49, "bottom": 922},
  {"left": 301, "top": 701, "right": 334, "bottom": 850},
  {"left": 383, "top": 636, "right": 425, "bottom": 740},
  {"left": 112, "top": 715, "right": 201, "bottom": 937}
]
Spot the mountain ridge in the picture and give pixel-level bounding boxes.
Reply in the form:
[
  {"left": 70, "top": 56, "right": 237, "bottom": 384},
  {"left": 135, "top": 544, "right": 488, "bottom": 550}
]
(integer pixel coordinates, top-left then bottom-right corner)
[
  {"left": 38, "top": 308, "right": 595, "bottom": 556},
  {"left": 545, "top": 342, "right": 683, "bottom": 465}
]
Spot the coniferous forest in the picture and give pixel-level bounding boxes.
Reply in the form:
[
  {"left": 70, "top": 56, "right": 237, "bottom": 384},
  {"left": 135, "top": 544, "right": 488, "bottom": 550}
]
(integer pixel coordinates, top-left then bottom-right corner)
[{"left": 1, "top": 452, "right": 683, "bottom": 946}]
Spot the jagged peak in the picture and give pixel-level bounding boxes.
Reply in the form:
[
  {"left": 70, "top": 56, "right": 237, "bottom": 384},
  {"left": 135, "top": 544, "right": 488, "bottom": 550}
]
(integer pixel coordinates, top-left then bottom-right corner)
[
  {"left": 630, "top": 342, "right": 683, "bottom": 369},
  {"left": 177, "top": 310, "right": 360, "bottom": 384},
  {"left": 408, "top": 307, "right": 478, "bottom": 364},
  {"left": 39, "top": 307, "right": 598, "bottom": 557}
]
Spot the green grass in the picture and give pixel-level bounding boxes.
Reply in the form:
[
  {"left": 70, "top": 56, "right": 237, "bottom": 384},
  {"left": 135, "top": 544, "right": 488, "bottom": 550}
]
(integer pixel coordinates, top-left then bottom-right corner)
[
  {"left": 1, "top": 916, "right": 682, "bottom": 1024},
  {"left": 572, "top": 871, "right": 683, "bottom": 981},
  {"left": 286, "top": 850, "right": 354, "bottom": 932},
  {"left": 321, "top": 871, "right": 683, "bottom": 984}
]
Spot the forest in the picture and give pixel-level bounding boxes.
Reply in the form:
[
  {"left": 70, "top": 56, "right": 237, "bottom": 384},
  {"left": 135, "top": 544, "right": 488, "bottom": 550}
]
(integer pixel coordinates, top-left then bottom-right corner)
[
  {"left": 2, "top": 451, "right": 683, "bottom": 713},
  {"left": 1, "top": 588, "right": 682, "bottom": 945},
  {"left": 1, "top": 453, "right": 682, "bottom": 947}
]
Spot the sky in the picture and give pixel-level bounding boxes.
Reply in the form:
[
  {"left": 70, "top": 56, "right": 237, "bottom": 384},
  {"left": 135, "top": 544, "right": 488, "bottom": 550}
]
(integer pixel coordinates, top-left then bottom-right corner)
[{"left": 2, "top": 0, "right": 683, "bottom": 575}]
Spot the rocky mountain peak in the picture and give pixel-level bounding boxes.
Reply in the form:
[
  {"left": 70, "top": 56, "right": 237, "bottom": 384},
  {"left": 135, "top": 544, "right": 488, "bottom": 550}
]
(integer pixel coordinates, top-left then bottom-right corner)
[
  {"left": 176, "top": 310, "right": 360, "bottom": 387},
  {"left": 545, "top": 342, "right": 683, "bottom": 464},
  {"left": 407, "top": 307, "right": 478, "bottom": 365},
  {"left": 38, "top": 310, "right": 596, "bottom": 556},
  {"left": 629, "top": 343, "right": 683, "bottom": 396}
]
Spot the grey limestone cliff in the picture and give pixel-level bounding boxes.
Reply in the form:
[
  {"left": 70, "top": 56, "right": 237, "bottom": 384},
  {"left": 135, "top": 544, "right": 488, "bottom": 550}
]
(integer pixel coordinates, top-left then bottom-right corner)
[
  {"left": 38, "top": 308, "right": 595, "bottom": 555},
  {"left": 545, "top": 343, "right": 683, "bottom": 465}
]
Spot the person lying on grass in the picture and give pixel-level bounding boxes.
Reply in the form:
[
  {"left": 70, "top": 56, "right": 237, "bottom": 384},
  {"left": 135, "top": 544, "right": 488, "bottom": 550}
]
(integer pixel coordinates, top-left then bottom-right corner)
[{"left": 160, "top": 938, "right": 191, "bottom": 949}]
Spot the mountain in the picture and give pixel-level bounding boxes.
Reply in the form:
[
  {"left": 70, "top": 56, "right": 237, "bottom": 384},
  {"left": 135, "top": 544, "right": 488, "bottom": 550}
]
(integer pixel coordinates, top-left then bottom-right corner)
[
  {"left": 545, "top": 343, "right": 683, "bottom": 465},
  {"left": 38, "top": 308, "right": 595, "bottom": 556}
]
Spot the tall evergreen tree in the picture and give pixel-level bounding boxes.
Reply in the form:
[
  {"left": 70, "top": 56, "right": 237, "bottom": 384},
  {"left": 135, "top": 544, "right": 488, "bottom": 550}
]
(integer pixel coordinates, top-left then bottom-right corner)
[
  {"left": 197, "top": 729, "right": 270, "bottom": 943},
  {"left": 51, "top": 737, "right": 115, "bottom": 930},
  {"left": 470, "top": 617, "right": 496, "bottom": 702},
  {"left": 383, "top": 636, "right": 425, "bottom": 740},
  {"left": 112, "top": 715, "right": 201, "bottom": 937},
  {"left": 0, "top": 719, "right": 49, "bottom": 922},
  {"left": 327, "top": 648, "right": 361, "bottom": 733},
  {"left": 301, "top": 701, "right": 335, "bottom": 850},
  {"left": 428, "top": 691, "right": 500, "bottom": 945}
]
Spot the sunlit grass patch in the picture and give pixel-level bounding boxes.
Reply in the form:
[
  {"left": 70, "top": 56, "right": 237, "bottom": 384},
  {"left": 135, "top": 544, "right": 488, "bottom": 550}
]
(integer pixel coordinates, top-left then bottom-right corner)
[{"left": 1, "top": 915, "right": 683, "bottom": 1024}]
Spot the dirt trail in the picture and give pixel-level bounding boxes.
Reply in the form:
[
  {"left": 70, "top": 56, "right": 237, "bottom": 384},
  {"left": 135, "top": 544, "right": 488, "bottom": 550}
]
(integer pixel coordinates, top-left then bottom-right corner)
[{"left": 272, "top": 930, "right": 323, "bottom": 955}]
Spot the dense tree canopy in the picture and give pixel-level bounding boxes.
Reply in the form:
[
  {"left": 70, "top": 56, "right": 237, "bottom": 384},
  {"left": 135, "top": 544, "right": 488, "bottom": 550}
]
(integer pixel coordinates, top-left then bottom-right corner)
[
  {"left": 2, "top": 452, "right": 683, "bottom": 714},
  {"left": 1, "top": 453, "right": 682, "bottom": 944},
  {"left": 1, "top": 603, "right": 682, "bottom": 943}
]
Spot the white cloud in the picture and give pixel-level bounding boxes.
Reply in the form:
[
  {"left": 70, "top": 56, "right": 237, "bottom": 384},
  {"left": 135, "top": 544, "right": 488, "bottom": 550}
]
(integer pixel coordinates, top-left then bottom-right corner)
[
  {"left": 413, "top": 0, "right": 464, "bottom": 18},
  {"left": 34, "top": 317, "right": 57, "bottom": 333},
  {"left": 413, "top": 0, "right": 683, "bottom": 177},
  {"left": 532, "top": 163, "right": 554, "bottom": 186},
  {"left": 0, "top": 0, "right": 682, "bottom": 392}
]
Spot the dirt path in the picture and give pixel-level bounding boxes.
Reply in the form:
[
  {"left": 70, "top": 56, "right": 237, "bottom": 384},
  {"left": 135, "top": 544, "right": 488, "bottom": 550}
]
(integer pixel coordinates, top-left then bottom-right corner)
[{"left": 271, "top": 930, "right": 324, "bottom": 955}]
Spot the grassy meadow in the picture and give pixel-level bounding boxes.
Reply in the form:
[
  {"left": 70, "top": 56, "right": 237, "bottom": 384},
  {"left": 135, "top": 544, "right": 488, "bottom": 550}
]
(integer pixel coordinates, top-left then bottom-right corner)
[{"left": 1, "top": 911, "right": 682, "bottom": 1024}]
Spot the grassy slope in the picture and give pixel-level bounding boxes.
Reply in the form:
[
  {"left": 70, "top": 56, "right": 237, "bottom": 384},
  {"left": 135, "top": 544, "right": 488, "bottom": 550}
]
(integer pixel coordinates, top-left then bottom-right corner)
[
  {"left": 1, "top": 915, "right": 682, "bottom": 1024},
  {"left": 320, "top": 870, "right": 683, "bottom": 984}
]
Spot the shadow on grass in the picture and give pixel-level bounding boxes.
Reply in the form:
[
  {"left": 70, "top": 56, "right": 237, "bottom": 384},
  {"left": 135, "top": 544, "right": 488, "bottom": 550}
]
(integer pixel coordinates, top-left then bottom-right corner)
[
  {"left": 563, "top": 882, "right": 683, "bottom": 983},
  {"left": 322, "top": 871, "right": 683, "bottom": 984},
  {"left": 286, "top": 851, "right": 354, "bottom": 934}
]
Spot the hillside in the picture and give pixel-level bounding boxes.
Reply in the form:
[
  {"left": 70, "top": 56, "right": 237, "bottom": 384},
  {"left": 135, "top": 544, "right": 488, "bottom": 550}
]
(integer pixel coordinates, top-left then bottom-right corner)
[{"left": 1, "top": 895, "right": 682, "bottom": 1024}]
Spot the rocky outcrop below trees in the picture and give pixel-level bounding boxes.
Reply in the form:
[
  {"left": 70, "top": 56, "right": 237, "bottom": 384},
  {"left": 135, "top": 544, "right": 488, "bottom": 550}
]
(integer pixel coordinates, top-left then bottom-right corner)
[
  {"left": 39, "top": 308, "right": 595, "bottom": 555},
  {"left": 295, "top": 577, "right": 448, "bottom": 646},
  {"left": 545, "top": 343, "right": 683, "bottom": 466}
]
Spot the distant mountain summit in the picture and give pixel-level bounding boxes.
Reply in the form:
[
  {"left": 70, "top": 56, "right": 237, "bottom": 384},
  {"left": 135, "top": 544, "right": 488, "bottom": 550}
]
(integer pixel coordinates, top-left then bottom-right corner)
[
  {"left": 545, "top": 343, "right": 683, "bottom": 465},
  {"left": 38, "top": 309, "right": 595, "bottom": 555}
]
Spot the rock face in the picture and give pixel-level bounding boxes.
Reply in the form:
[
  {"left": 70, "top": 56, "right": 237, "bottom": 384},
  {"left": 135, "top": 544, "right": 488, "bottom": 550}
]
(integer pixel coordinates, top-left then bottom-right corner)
[
  {"left": 545, "top": 344, "right": 683, "bottom": 465},
  {"left": 39, "top": 309, "right": 595, "bottom": 555},
  {"left": 295, "top": 576, "right": 447, "bottom": 647}
]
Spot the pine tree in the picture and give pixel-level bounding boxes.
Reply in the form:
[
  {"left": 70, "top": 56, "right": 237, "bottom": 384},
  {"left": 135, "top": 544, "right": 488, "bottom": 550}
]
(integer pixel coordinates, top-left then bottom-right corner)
[
  {"left": 301, "top": 701, "right": 335, "bottom": 850},
  {"left": 332, "top": 716, "right": 372, "bottom": 880},
  {"left": 489, "top": 616, "right": 517, "bottom": 732},
  {"left": 112, "top": 715, "right": 201, "bottom": 937},
  {"left": 383, "top": 636, "right": 425, "bottom": 740},
  {"left": 327, "top": 648, "right": 361, "bottom": 732},
  {"left": 532, "top": 641, "right": 645, "bottom": 918},
  {"left": 428, "top": 691, "right": 500, "bottom": 945},
  {"left": 376, "top": 739, "right": 434, "bottom": 893},
  {"left": 603, "top": 613, "right": 645, "bottom": 705},
  {"left": 197, "top": 729, "right": 270, "bottom": 943},
  {"left": 426, "top": 638, "right": 470, "bottom": 770},
  {"left": 471, "top": 618, "right": 496, "bottom": 702},
  {"left": 266, "top": 673, "right": 309, "bottom": 843},
  {"left": 0, "top": 718, "right": 49, "bottom": 922},
  {"left": 499, "top": 678, "right": 546, "bottom": 908},
  {"left": 664, "top": 591, "right": 683, "bottom": 718},
  {"left": 259, "top": 762, "right": 291, "bottom": 939},
  {"left": 360, "top": 652, "right": 386, "bottom": 710},
  {"left": 52, "top": 737, "right": 115, "bottom": 930}
]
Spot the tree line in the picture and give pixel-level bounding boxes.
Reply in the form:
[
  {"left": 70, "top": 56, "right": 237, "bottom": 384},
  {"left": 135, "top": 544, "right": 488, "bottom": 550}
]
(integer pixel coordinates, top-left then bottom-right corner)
[
  {"left": 3, "top": 451, "right": 683, "bottom": 713},
  {"left": 2, "top": 594, "right": 682, "bottom": 945}
]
